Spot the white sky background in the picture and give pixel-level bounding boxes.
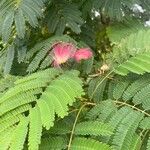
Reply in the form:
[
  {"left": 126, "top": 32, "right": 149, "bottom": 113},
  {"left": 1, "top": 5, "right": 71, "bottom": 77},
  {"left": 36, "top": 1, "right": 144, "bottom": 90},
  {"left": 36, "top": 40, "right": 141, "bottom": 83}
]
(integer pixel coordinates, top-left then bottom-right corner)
[
  {"left": 94, "top": 4, "right": 150, "bottom": 26},
  {"left": 133, "top": 4, "right": 150, "bottom": 26}
]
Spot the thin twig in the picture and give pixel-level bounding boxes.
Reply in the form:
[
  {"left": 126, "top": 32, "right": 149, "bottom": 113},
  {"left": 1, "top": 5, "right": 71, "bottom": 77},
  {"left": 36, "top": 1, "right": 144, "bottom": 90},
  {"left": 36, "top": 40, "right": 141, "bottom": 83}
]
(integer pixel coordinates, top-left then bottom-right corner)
[
  {"left": 67, "top": 104, "right": 86, "bottom": 150},
  {"left": 90, "top": 70, "right": 114, "bottom": 100},
  {"left": 67, "top": 102, "right": 96, "bottom": 150},
  {"left": 56, "top": 108, "right": 79, "bottom": 122},
  {"left": 139, "top": 130, "right": 149, "bottom": 149},
  {"left": 114, "top": 101, "right": 150, "bottom": 117}
]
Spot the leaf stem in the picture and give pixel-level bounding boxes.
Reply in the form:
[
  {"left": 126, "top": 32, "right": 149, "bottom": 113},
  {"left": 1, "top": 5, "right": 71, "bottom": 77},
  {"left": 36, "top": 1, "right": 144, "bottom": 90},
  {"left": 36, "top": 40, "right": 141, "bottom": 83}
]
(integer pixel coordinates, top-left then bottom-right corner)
[
  {"left": 114, "top": 101, "right": 150, "bottom": 117},
  {"left": 67, "top": 102, "right": 96, "bottom": 150},
  {"left": 90, "top": 70, "right": 114, "bottom": 100}
]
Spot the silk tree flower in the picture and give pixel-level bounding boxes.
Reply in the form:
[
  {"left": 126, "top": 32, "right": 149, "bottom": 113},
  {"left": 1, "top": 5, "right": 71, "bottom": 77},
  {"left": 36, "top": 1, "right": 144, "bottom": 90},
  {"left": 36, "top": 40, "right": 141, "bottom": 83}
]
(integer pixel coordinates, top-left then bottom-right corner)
[
  {"left": 51, "top": 42, "right": 76, "bottom": 66},
  {"left": 74, "top": 48, "right": 93, "bottom": 62}
]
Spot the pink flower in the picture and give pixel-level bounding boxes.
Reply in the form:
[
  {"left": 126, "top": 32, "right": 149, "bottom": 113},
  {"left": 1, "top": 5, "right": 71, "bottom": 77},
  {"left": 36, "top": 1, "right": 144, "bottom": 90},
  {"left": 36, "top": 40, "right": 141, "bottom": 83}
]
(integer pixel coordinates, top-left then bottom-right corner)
[
  {"left": 51, "top": 42, "right": 76, "bottom": 66},
  {"left": 50, "top": 42, "right": 93, "bottom": 67},
  {"left": 74, "top": 48, "right": 93, "bottom": 62}
]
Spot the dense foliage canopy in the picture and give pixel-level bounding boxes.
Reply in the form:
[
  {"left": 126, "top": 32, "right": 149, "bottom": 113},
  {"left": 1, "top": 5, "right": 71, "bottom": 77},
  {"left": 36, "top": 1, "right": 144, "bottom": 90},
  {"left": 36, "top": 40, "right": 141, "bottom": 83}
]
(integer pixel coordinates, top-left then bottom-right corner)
[{"left": 0, "top": 0, "right": 150, "bottom": 150}]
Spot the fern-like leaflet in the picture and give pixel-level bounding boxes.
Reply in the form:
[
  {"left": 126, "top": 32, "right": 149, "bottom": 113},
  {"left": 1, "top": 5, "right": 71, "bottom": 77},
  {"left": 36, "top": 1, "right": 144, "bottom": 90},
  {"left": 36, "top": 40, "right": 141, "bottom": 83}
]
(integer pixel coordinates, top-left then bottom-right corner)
[{"left": 0, "top": 68, "right": 84, "bottom": 150}]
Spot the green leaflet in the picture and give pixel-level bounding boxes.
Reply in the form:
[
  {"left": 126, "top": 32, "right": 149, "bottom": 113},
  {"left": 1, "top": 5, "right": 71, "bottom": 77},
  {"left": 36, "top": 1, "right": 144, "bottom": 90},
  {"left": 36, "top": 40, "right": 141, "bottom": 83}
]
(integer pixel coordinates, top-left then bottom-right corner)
[
  {"left": 28, "top": 107, "right": 42, "bottom": 150},
  {"left": 94, "top": 0, "right": 136, "bottom": 21},
  {"left": 112, "top": 74, "right": 150, "bottom": 111},
  {"left": 15, "top": 8, "right": 25, "bottom": 39},
  {"left": 0, "top": 68, "right": 84, "bottom": 150},
  {"left": 112, "top": 110, "right": 144, "bottom": 150},
  {"left": 9, "top": 117, "right": 29, "bottom": 150},
  {"left": 109, "top": 29, "right": 150, "bottom": 76},
  {"left": 3, "top": 44, "right": 15, "bottom": 75},
  {"left": 107, "top": 19, "right": 144, "bottom": 44},
  {"left": 0, "top": 0, "right": 45, "bottom": 40},
  {"left": 46, "top": 1, "right": 83, "bottom": 34},
  {"left": 140, "top": 117, "right": 150, "bottom": 130},
  {"left": 128, "top": 134, "right": 142, "bottom": 150},
  {"left": 74, "top": 121, "right": 113, "bottom": 136},
  {"left": 71, "top": 137, "right": 113, "bottom": 150},
  {"left": 114, "top": 52, "right": 150, "bottom": 75},
  {"left": 146, "top": 136, "right": 150, "bottom": 150},
  {"left": 39, "top": 137, "right": 67, "bottom": 150},
  {"left": 2, "top": 11, "right": 14, "bottom": 43},
  {"left": 88, "top": 76, "right": 108, "bottom": 102},
  {"left": 86, "top": 100, "right": 117, "bottom": 122}
]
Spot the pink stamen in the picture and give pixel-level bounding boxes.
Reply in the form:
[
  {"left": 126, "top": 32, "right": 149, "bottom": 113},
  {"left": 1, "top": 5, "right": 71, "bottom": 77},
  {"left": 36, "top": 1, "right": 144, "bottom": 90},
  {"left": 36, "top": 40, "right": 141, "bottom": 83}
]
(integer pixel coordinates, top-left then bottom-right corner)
[
  {"left": 73, "top": 48, "right": 93, "bottom": 62},
  {"left": 51, "top": 42, "right": 76, "bottom": 66}
]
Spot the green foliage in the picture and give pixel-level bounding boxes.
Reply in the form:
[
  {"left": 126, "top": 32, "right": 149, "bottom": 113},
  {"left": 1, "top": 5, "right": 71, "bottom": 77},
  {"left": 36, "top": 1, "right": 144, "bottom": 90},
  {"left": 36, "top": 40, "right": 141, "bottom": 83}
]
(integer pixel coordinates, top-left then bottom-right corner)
[
  {"left": 0, "top": 0, "right": 45, "bottom": 41},
  {"left": 39, "top": 137, "right": 67, "bottom": 150},
  {"left": 0, "top": 44, "right": 15, "bottom": 75},
  {"left": 147, "top": 136, "right": 150, "bottom": 150},
  {"left": 106, "top": 19, "right": 144, "bottom": 44},
  {"left": 71, "top": 137, "right": 113, "bottom": 150},
  {"left": 106, "top": 28, "right": 150, "bottom": 75},
  {"left": 74, "top": 121, "right": 113, "bottom": 136},
  {"left": 86, "top": 72, "right": 150, "bottom": 149},
  {"left": 112, "top": 74, "right": 150, "bottom": 110},
  {"left": 9, "top": 117, "right": 29, "bottom": 150},
  {"left": 114, "top": 52, "right": 150, "bottom": 75},
  {"left": 46, "top": 0, "right": 83, "bottom": 34},
  {"left": 86, "top": 100, "right": 117, "bottom": 122},
  {"left": 0, "top": 68, "right": 84, "bottom": 150},
  {"left": 94, "top": 0, "right": 139, "bottom": 21},
  {"left": 1, "top": 0, "right": 150, "bottom": 149},
  {"left": 28, "top": 107, "right": 42, "bottom": 150},
  {"left": 140, "top": 117, "right": 150, "bottom": 130},
  {"left": 112, "top": 29, "right": 150, "bottom": 63},
  {"left": 129, "top": 134, "right": 142, "bottom": 150},
  {"left": 3, "top": 44, "right": 15, "bottom": 75},
  {"left": 112, "top": 109, "right": 143, "bottom": 150},
  {"left": 88, "top": 75, "right": 108, "bottom": 102}
]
